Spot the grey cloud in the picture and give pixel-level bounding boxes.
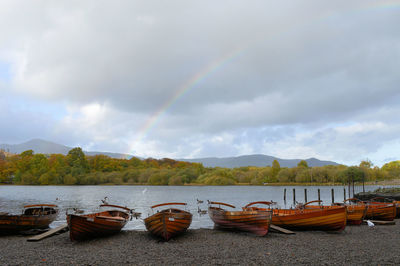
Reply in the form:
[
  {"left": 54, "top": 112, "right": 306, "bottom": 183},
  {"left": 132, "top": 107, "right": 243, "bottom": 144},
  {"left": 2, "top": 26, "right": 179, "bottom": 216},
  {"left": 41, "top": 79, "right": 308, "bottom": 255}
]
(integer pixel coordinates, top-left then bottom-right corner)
[{"left": 1, "top": 1, "right": 400, "bottom": 164}]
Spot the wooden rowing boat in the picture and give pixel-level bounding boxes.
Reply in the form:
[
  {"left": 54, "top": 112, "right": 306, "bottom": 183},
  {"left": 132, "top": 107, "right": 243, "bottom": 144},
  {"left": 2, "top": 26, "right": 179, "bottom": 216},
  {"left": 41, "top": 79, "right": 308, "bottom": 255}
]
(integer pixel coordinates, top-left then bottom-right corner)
[
  {"left": 330, "top": 199, "right": 367, "bottom": 225},
  {"left": 247, "top": 200, "right": 346, "bottom": 231},
  {"left": 365, "top": 198, "right": 396, "bottom": 221},
  {"left": 144, "top": 202, "right": 192, "bottom": 241},
  {"left": 341, "top": 198, "right": 367, "bottom": 225},
  {"left": 67, "top": 204, "right": 131, "bottom": 241},
  {"left": 0, "top": 204, "right": 58, "bottom": 234},
  {"left": 209, "top": 201, "right": 272, "bottom": 236}
]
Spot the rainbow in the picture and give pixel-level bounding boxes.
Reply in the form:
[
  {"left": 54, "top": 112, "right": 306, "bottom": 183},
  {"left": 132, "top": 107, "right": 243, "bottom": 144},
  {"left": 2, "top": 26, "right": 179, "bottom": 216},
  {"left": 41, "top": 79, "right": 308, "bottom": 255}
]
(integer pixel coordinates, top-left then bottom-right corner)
[
  {"left": 134, "top": 46, "right": 245, "bottom": 141},
  {"left": 129, "top": 0, "right": 400, "bottom": 156}
]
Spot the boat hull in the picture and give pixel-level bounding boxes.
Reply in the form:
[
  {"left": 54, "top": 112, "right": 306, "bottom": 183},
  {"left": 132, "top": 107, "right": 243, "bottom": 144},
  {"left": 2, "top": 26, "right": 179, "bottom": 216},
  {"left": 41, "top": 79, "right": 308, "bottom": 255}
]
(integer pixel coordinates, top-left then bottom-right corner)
[
  {"left": 0, "top": 214, "right": 58, "bottom": 233},
  {"left": 208, "top": 207, "right": 272, "bottom": 236},
  {"left": 67, "top": 210, "right": 129, "bottom": 241},
  {"left": 345, "top": 205, "right": 367, "bottom": 225},
  {"left": 0, "top": 206, "right": 58, "bottom": 234},
  {"left": 365, "top": 203, "right": 396, "bottom": 221},
  {"left": 271, "top": 206, "right": 347, "bottom": 231},
  {"left": 144, "top": 209, "right": 192, "bottom": 241}
]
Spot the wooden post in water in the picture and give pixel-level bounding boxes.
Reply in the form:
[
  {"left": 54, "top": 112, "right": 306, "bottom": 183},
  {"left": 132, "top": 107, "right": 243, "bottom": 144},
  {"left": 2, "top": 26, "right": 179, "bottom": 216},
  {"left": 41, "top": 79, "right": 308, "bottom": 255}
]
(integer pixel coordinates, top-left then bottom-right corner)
[
  {"left": 363, "top": 177, "right": 365, "bottom": 193},
  {"left": 331, "top": 188, "right": 335, "bottom": 203},
  {"left": 344, "top": 188, "right": 346, "bottom": 201},
  {"left": 293, "top": 188, "right": 296, "bottom": 205},
  {"left": 348, "top": 182, "right": 351, "bottom": 199},
  {"left": 317, "top": 189, "right": 321, "bottom": 205},
  {"left": 283, "top": 188, "right": 287, "bottom": 204},
  {"left": 304, "top": 188, "right": 307, "bottom": 203}
]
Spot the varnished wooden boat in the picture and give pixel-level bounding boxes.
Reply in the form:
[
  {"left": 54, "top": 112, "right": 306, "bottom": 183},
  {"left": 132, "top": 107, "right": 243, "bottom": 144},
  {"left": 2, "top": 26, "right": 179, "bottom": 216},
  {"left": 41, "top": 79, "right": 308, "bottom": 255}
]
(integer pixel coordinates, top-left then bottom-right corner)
[
  {"left": 365, "top": 198, "right": 396, "bottom": 221},
  {"left": 0, "top": 204, "right": 58, "bottom": 234},
  {"left": 67, "top": 204, "right": 131, "bottom": 241},
  {"left": 341, "top": 198, "right": 367, "bottom": 225},
  {"left": 209, "top": 201, "right": 272, "bottom": 236},
  {"left": 247, "top": 200, "right": 346, "bottom": 231},
  {"left": 144, "top": 202, "right": 192, "bottom": 241}
]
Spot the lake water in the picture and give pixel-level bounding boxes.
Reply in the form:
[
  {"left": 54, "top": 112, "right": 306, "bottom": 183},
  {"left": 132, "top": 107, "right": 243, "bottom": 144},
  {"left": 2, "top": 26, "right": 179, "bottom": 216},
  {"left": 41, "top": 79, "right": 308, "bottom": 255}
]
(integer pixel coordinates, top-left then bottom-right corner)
[{"left": 0, "top": 185, "right": 395, "bottom": 230}]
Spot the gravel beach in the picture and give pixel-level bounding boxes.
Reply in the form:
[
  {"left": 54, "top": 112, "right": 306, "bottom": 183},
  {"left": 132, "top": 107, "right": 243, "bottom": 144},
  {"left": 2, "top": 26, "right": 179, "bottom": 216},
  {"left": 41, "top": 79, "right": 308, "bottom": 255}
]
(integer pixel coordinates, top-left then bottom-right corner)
[{"left": 1, "top": 222, "right": 399, "bottom": 265}]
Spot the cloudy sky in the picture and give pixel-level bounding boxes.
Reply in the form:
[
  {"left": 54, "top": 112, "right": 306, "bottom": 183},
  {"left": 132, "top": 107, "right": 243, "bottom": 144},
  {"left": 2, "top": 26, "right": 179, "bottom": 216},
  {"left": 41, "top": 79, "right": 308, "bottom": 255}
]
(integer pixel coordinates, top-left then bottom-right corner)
[{"left": 1, "top": 0, "right": 400, "bottom": 166}]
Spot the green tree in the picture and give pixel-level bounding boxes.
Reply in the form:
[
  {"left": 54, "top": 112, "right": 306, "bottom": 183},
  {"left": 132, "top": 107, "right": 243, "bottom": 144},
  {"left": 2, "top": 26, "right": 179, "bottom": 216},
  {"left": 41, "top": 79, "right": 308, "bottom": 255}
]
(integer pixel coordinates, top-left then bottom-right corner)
[
  {"left": 272, "top": 160, "right": 281, "bottom": 178},
  {"left": 168, "top": 175, "right": 184, "bottom": 185},
  {"left": 20, "top": 150, "right": 34, "bottom": 157},
  {"left": 30, "top": 154, "right": 49, "bottom": 178},
  {"left": 359, "top": 159, "right": 373, "bottom": 169},
  {"left": 339, "top": 166, "right": 365, "bottom": 184},
  {"left": 381, "top": 161, "right": 400, "bottom": 179},
  {"left": 297, "top": 160, "right": 309, "bottom": 168},
  {"left": 277, "top": 168, "right": 290, "bottom": 182},
  {"left": 66, "top": 147, "right": 89, "bottom": 177},
  {"left": 48, "top": 154, "right": 67, "bottom": 184},
  {"left": 64, "top": 174, "right": 77, "bottom": 185}
]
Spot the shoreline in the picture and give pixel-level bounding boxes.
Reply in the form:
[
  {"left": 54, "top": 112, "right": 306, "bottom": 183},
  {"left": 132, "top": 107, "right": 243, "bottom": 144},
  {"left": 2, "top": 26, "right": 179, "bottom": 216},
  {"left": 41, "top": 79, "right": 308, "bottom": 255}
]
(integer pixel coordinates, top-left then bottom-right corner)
[
  {"left": 1, "top": 180, "right": 400, "bottom": 187},
  {"left": 1, "top": 223, "right": 399, "bottom": 265}
]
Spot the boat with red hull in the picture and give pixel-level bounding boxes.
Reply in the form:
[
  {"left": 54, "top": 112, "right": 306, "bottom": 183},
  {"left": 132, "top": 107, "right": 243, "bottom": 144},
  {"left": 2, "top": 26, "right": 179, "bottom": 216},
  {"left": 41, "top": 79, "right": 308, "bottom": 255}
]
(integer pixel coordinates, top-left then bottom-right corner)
[
  {"left": 67, "top": 204, "right": 131, "bottom": 241},
  {"left": 0, "top": 204, "right": 58, "bottom": 234},
  {"left": 144, "top": 202, "right": 192, "bottom": 241},
  {"left": 209, "top": 201, "right": 272, "bottom": 236}
]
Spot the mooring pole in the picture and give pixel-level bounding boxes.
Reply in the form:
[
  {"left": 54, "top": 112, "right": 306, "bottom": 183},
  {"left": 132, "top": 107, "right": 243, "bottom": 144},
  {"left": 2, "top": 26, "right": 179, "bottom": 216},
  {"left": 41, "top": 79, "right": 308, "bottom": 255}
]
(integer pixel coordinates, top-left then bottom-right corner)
[
  {"left": 348, "top": 182, "right": 351, "bottom": 199},
  {"left": 331, "top": 188, "right": 334, "bottom": 203},
  {"left": 363, "top": 177, "right": 365, "bottom": 193},
  {"left": 318, "top": 189, "right": 320, "bottom": 203},
  {"left": 293, "top": 188, "right": 296, "bottom": 205},
  {"left": 344, "top": 188, "right": 346, "bottom": 201},
  {"left": 304, "top": 188, "right": 307, "bottom": 203},
  {"left": 284, "top": 188, "right": 287, "bottom": 204}
]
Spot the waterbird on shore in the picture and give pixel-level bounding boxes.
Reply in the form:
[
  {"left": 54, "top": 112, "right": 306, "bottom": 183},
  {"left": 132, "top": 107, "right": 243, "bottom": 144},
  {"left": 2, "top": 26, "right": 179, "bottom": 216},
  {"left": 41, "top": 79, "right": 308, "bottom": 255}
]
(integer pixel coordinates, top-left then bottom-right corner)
[
  {"left": 198, "top": 207, "right": 207, "bottom": 215},
  {"left": 366, "top": 220, "right": 375, "bottom": 227},
  {"left": 197, "top": 199, "right": 203, "bottom": 204},
  {"left": 73, "top": 208, "right": 84, "bottom": 214}
]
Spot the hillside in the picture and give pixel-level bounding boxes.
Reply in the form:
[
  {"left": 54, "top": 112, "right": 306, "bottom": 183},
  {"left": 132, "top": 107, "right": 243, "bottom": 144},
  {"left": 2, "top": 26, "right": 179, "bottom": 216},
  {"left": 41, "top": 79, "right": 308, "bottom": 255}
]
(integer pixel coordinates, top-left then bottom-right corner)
[
  {"left": 0, "top": 139, "right": 339, "bottom": 167},
  {"left": 0, "top": 139, "right": 132, "bottom": 159},
  {"left": 180, "top": 154, "right": 338, "bottom": 168}
]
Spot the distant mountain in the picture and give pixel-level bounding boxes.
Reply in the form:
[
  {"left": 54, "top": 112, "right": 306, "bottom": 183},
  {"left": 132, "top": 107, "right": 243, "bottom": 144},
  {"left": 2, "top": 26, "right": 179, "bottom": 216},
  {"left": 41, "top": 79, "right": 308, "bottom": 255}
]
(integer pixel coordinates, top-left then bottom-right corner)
[
  {"left": 1, "top": 139, "right": 339, "bottom": 167},
  {"left": 179, "top": 154, "right": 339, "bottom": 168},
  {"left": 0, "top": 139, "right": 133, "bottom": 159}
]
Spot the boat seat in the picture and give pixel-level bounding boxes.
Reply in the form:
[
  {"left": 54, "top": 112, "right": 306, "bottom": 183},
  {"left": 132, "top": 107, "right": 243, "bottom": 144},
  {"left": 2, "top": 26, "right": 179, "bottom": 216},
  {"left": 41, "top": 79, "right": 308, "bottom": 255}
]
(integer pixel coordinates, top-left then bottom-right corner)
[{"left": 96, "top": 215, "right": 125, "bottom": 221}]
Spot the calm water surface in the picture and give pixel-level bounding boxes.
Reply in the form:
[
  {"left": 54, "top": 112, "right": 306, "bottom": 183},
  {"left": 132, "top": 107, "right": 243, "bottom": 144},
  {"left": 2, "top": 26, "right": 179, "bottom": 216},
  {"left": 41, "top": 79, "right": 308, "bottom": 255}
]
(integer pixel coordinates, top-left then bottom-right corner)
[{"left": 0, "top": 185, "right": 395, "bottom": 230}]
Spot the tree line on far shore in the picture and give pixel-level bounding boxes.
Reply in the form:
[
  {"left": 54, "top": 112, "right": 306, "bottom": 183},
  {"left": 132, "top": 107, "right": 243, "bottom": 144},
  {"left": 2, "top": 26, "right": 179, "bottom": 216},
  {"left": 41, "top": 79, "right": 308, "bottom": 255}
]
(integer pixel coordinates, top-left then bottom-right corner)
[{"left": 0, "top": 148, "right": 399, "bottom": 186}]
